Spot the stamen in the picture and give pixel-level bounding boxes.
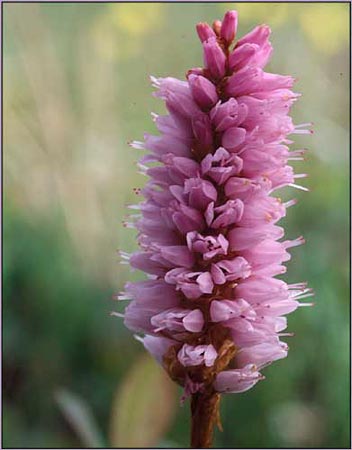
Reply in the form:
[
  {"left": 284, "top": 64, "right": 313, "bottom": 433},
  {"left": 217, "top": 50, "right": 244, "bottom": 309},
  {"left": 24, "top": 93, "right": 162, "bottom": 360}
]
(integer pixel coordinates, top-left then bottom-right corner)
[
  {"left": 154, "top": 327, "right": 164, "bottom": 333},
  {"left": 110, "top": 311, "right": 125, "bottom": 318},
  {"left": 295, "top": 292, "right": 315, "bottom": 300},
  {"left": 283, "top": 236, "right": 305, "bottom": 248},
  {"left": 137, "top": 162, "right": 148, "bottom": 173},
  {"left": 290, "top": 287, "right": 314, "bottom": 299},
  {"left": 289, "top": 282, "right": 308, "bottom": 289},
  {"left": 134, "top": 334, "right": 144, "bottom": 343},
  {"left": 129, "top": 140, "right": 145, "bottom": 150},
  {"left": 269, "top": 183, "right": 289, "bottom": 193},
  {"left": 150, "top": 75, "right": 160, "bottom": 87},
  {"left": 114, "top": 292, "right": 130, "bottom": 301},
  {"left": 290, "top": 149, "right": 307, "bottom": 157},
  {"left": 122, "top": 221, "right": 136, "bottom": 229},
  {"left": 291, "top": 129, "right": 313, "bottom": 135},
  {"left": 284, "top": 199, "right": 298, "bottom": 208},
  {"left": 295, "top": 122, "right": 313, "bottom": 129},
  {"left": 128, "top": 214, "right": 142, "bottom": 220},
  {"left": 298, "top": 301, "right": 315, "bottom": 306},
  {"left": 288, "top": 183, "right": 309, "bottom": 192},
  {"left": 119, "top": 251, "right": 131, "bottom": 260}
]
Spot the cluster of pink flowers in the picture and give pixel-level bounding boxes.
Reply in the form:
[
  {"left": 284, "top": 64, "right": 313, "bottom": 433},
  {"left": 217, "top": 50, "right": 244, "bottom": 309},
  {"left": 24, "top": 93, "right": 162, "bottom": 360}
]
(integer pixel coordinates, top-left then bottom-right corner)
[{"left": 118, "top": 11, "right": 312, "bottom": 397}]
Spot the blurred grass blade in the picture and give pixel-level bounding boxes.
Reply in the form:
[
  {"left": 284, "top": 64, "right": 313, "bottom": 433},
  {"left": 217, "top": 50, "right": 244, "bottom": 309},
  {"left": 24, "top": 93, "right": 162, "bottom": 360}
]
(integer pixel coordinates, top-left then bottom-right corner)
[
  {"left": 55, "top": 388, "right": 105, "bottom": 448},
  {"left": 109, "top": 353, "right": 177, "bottom": 447}
]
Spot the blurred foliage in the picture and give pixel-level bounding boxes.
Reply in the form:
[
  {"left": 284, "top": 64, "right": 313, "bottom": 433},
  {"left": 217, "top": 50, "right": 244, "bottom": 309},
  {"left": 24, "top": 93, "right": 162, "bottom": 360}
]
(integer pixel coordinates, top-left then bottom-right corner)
[
  {"left": 55, "top": 389, "right": 105, "bottom": 448},
  {"left": 109, "top": 353, "right": 177, "bottom": 448},
  {"left": 3, "top": 2, "right": 350, "bottom": 448}
]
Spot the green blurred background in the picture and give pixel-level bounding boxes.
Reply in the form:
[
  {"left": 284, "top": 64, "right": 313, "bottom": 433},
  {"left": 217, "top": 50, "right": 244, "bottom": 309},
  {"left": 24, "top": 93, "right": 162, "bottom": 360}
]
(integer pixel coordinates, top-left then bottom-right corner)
[{"left": 3, "top": 2, "right": 350, "bottom": 448}]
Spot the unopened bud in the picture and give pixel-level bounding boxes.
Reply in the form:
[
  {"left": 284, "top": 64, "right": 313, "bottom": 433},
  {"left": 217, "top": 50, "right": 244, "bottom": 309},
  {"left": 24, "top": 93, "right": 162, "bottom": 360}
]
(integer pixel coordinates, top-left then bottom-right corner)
[
  {"left": 188, "top": 74, "right": 218, "bottom": 110},
  {"left": 196, "top": 22, "right": 216, "bottom": 42},
  {"left": 203, "top": 37, "right": 226, "bottom": 80},
  {"left": 212, "top": 20, "right": 222, "bottom": 36},
  {"left": 220, "top": 11, "right": 238, "bottom": 44}
]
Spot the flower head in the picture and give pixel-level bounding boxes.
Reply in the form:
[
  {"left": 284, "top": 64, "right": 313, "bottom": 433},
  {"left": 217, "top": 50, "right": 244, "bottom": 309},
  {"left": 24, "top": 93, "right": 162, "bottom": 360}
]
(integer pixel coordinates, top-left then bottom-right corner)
[{"left": 118, "top": 10, "right": 312, "bottom": 400}]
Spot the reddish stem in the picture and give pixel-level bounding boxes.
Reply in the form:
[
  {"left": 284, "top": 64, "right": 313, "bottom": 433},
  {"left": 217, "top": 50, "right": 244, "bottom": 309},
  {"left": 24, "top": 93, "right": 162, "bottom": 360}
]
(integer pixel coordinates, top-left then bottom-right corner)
[{"left": 190, "top": 390, "right": 222, "bottom": 448}]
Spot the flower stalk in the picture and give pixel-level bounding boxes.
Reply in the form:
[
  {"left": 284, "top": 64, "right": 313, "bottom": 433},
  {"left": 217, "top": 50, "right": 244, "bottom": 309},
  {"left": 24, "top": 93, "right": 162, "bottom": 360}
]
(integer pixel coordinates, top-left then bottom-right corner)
[{"left": 191, "top": 389, "right": 221, "bottom": 449}]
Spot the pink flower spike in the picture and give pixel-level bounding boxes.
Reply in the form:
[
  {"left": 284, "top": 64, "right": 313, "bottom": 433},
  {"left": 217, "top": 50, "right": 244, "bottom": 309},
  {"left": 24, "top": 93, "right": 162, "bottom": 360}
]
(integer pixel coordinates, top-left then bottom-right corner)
[{"left": 120, "top": 11, "right": 312, "bottom": 444}]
